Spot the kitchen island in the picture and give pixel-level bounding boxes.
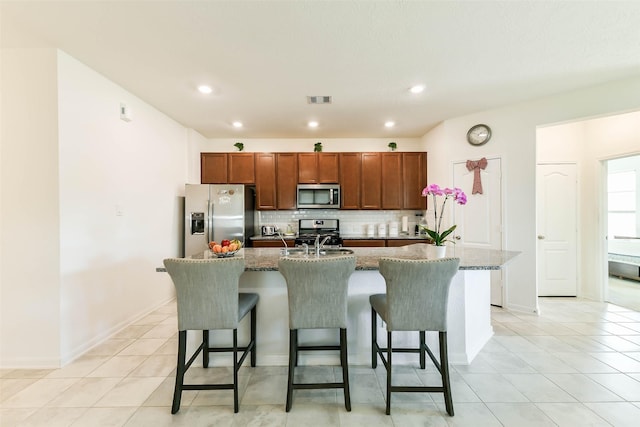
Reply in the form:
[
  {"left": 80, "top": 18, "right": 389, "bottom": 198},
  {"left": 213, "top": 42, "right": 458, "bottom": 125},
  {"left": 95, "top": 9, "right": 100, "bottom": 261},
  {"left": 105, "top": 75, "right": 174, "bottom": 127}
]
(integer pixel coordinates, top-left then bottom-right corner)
[{"left": 181, "top": 244, "right": 519, "bottom": 366}]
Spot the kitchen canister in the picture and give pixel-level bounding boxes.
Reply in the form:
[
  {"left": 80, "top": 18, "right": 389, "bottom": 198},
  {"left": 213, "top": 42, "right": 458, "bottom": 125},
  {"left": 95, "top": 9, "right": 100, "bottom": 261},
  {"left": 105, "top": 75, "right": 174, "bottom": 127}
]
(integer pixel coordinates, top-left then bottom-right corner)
[
  {"left": 378, "top": 223, "right": 387, "bottom": 237},
  {"left": 366, "top": 224, "right": 375, "bottom": 237},
  {"left": 401, "top": 216, "right": 409, "bottom": 233},
  {"left": 388, "top": 222, "right": 399, "bottom": 237}
]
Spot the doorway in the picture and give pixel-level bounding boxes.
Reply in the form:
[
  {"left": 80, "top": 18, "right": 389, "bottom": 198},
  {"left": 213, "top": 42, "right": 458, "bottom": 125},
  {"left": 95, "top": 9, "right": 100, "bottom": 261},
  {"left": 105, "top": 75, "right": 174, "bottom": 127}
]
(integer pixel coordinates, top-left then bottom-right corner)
[{"left": 605, "top": 155, "right": 640, "bottom": 310}]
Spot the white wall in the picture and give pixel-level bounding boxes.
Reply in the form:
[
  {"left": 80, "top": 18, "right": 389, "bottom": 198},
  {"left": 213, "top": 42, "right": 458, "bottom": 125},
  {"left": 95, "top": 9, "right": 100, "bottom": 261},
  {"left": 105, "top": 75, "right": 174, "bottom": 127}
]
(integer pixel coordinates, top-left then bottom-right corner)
[
  {"left": 1, "top": 48, "right": 62, "bottom": 366},
  {"left": 56, "top": 51, "right": 187, "bottom": 364},
  {"left": 422, "top": 75, "right": 640, "bottom": 314},
  {"left": 1, "top": 49, "right": 190, "bottom": 367}
]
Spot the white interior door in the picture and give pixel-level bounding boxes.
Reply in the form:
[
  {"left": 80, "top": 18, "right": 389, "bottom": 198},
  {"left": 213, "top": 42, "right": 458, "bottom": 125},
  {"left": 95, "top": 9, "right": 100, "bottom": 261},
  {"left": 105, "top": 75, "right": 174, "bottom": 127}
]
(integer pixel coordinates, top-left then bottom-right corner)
[
  {"left": 536, "top": 163, "right": 578, "bottom": 296},
  {"left": 453, "top": 158, "right": 503, "bottom": 306}
]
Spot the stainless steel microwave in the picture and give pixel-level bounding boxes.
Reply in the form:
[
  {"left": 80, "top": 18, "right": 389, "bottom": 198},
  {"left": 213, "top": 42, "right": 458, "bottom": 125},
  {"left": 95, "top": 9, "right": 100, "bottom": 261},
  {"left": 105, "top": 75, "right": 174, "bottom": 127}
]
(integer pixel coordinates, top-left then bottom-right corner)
[{"left": 297, "top": 184, "right": 340, "bottom": 209}]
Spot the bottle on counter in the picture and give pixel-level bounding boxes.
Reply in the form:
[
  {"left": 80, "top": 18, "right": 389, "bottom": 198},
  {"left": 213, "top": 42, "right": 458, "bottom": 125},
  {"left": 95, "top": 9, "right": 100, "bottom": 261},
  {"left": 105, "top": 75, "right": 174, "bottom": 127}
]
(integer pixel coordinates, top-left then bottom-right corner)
[{"left": 285, "top": 224, "right": 294, "bottom": 236}]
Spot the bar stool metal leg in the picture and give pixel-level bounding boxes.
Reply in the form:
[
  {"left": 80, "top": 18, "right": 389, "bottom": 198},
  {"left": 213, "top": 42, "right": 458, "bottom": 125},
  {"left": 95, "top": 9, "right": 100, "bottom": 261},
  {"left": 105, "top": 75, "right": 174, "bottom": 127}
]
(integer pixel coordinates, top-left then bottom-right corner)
[
  {"left": 286, "top": 329, "right": 297, "bottom": 412},
  {"left": 419, "top": 331, "right": 426, "bottom": 369},
  {"left": 371, "top": 308, "right": 378, "bottom": 369},
  {"left": 340, "top": 328, "right": 351, "bottom": 411},
  {"left": 251, "top": 305, "right": 257, "bottom": 367},
  {"left": 203, "top": 330, "right": 209, "bottom": 368},
  {"left": 172, "top": 330, "right": 187, "bottom": 414},
  {"left": 233, "top": 329, "right": 239, "bottom": 413},
  {"left": 440, "top": 332, "right": 454, "bottom": 416},
  {"left": 386, "top": 330, "right": 392, "bottom": 415}
]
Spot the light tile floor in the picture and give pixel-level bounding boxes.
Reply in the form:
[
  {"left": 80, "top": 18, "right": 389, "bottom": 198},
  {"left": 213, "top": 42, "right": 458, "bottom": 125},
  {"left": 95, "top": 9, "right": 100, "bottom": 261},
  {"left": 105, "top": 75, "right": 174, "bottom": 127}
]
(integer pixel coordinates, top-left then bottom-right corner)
[{"left": 3, "top": 298, "right": 640, "bottom": 426}]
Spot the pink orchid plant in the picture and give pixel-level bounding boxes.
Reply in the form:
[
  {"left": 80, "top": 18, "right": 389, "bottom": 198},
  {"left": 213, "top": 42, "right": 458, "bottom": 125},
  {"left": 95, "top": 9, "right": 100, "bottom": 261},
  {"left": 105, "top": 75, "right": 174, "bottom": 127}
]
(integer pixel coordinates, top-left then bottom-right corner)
[{"left": 420, "top": 184, "right": 467, "bottom": 246}]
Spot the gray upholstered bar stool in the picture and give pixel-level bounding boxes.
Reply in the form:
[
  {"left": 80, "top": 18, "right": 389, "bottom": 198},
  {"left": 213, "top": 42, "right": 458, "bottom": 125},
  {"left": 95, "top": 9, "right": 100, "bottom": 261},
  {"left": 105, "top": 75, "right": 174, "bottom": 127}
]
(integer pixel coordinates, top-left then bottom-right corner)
[
  {"left": 370, "top": 257, "right": 460, "bottom": 416},
  {"left": 278, "top": 255, "right": 356, "bottom": 412},
  {"left": 163, "top": 257, "right": 258, "bottom": 414}
]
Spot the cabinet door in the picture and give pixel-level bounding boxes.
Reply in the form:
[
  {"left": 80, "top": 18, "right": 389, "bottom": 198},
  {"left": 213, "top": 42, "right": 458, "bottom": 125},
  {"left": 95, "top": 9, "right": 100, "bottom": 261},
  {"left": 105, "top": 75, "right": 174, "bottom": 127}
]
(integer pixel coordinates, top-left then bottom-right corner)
[
  {"left": 255, "top": 153, "right": 277, "bottom": 210},
  {"left": 361, "top": 152, "right": 382, "bottom": 209},
  {"left": 339, "top": 153, "right": 361, "bottom": 209},
  {"left": 381, "top": 153, "right": 402, "bottom": 209},
  {"left": 276, "top": 153, "right": 298, "bottom": 209},
  {"left": 201, "top": 153, "right": 227, "bottom": 184},
  {"left": 228, "top": 153, "right": 255, "bottom": 184},
  {"left": 386, "top": 239, "right": 430, "bottom": 247},
  {"left": 403, "top": 152, "right": 428, "bottom": 209},
  {"left": 342, "top": 239, "right": 386, "bottom": 247},
  {"left": 318, "top": 153, "right": 339, "bottom": 183},
  {"left": 252, "top": 240, "right": 295, "bottom": 248},
  {"left": 297, "top": 153, "right": 318, "bottom": 183}
]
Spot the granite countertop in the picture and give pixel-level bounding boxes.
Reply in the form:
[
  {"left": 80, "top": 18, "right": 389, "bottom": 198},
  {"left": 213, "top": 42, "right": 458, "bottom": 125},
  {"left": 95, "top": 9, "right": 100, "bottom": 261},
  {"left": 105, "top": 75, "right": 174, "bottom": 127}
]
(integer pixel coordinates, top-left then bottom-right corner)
[
  {"left": 168, "top": 244, "right": 520, "bottom": 272},
  {"left": 250, "top": 234, "right": 430, "bottom": 241}
]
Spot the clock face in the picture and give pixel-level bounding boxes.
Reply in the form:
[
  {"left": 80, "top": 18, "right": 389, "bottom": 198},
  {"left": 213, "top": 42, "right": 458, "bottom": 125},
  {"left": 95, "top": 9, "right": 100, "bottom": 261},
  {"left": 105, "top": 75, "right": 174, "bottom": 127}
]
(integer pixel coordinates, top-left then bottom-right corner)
[{"left": 467, "top": 124, "right": 491, "bottom": 146}]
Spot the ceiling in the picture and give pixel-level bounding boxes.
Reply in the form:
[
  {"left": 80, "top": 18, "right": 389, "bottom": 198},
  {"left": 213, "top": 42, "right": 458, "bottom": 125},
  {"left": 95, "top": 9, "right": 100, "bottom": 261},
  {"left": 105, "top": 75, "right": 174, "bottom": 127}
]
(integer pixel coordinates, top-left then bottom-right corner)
[{"left": 2, "top": 1, "right": 640, "bottom": 139}]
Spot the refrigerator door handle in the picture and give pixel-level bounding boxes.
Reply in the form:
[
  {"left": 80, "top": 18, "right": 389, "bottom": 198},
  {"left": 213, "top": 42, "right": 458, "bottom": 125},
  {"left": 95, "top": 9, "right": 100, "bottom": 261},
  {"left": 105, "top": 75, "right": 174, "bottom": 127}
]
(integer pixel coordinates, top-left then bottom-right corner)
[{"left": 207, "top": 200, "right": 213, "bottom": 243}]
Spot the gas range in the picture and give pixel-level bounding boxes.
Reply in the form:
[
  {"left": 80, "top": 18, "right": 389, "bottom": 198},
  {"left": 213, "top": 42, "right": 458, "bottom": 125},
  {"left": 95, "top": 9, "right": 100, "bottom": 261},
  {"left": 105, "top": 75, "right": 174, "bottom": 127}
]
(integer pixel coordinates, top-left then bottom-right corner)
[{"left": 294, "top": 219, "right": 343, "bottom": 247}]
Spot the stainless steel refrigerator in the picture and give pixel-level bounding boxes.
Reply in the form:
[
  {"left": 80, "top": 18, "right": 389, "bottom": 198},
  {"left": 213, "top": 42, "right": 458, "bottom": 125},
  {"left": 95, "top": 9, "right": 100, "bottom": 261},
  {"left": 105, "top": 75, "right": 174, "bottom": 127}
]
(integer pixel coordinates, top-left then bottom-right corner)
[{"left": 184, "top": 184, "right": 255, "bottom": 257}]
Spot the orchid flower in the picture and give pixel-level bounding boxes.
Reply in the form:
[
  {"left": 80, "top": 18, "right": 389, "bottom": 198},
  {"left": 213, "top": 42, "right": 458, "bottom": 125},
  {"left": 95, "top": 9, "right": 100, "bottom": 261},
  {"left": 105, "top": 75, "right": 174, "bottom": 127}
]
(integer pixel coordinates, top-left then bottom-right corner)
[{"left": 420, "top": 185, "right": 467, "bottom": 246}]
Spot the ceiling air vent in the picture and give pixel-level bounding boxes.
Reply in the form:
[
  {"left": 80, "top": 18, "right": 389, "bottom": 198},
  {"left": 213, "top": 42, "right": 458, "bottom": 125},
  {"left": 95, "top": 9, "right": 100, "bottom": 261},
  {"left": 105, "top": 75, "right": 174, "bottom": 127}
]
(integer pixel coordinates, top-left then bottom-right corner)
[{"left": 307, "top": 96, "right": 332, "bottom": 104}]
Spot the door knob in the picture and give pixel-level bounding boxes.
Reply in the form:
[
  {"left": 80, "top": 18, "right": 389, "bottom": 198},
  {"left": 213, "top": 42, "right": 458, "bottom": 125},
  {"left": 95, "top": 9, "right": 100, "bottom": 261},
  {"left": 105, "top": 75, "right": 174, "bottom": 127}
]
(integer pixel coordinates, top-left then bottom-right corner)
[
  {"left": 537, "top": 235, "right": 545, "bottom": 240},
  {"left": 454, "top": 235, "right": 461, "bottom": 240}
]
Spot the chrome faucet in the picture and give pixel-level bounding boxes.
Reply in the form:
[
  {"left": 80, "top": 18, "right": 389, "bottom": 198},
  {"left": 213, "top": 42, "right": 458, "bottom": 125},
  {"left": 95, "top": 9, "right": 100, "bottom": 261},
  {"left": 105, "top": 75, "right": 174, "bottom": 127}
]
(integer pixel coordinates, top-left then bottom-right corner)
[
  {"left": 315, "top": 235, "right": 331, "bottom": 256},
  {"left": 276, "top": 227, "right": 290, "bottom": 256}
]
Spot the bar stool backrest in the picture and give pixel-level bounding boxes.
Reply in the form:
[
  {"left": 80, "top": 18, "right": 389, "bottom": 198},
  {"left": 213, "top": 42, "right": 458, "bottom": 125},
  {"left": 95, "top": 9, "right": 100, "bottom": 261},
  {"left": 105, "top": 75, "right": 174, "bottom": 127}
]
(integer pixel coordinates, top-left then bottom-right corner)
[
  {"left": 163, "top": 258, "right": 246, "bottom": 331},
  {"left": 278, "top": 256, "right": 356, "bottom": 329},
  {"left": 378, "top": 257, "right": 460, "bottom": 331}
]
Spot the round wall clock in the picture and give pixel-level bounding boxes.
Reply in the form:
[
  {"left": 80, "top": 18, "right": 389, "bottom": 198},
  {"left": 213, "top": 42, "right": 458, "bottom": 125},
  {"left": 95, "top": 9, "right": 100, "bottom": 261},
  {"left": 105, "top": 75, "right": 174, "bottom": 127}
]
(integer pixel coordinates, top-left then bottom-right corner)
[{"left": 466, "top": 124, "right": 492, "bottom": 146}]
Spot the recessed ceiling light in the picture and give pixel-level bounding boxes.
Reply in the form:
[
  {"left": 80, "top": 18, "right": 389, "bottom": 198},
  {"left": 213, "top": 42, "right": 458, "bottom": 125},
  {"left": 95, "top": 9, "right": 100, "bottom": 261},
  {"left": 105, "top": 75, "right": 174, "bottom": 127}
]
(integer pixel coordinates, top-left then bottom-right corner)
[
  {"left": 232, "top": 121, "right": 243, "bottom": 128},
  {"left": 308, "top": 121, "right": 319, "bottom": 128},
  {"left": 198, "top": 85, "right": 213, "bottom": 94},
  {"left": 385, "top": 121, "right": 395, "bottom": 128},
  {"left": 409, "top": 85, "right": 425, "bottom": 94}
]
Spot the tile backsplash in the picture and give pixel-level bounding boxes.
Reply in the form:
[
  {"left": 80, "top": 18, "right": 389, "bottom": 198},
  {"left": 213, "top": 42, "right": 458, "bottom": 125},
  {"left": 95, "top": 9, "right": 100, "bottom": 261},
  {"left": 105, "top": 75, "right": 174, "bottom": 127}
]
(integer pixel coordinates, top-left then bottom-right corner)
[{"left": 257, "top": 209, "right": 427, "bottom": 237}]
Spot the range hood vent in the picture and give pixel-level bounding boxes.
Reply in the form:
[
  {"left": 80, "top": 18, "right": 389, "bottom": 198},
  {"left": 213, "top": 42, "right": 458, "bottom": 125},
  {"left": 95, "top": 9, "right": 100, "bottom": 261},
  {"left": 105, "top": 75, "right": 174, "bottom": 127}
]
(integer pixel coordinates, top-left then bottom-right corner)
[{"left": 307, "top": 96, "right": 332, "bottom": 104}]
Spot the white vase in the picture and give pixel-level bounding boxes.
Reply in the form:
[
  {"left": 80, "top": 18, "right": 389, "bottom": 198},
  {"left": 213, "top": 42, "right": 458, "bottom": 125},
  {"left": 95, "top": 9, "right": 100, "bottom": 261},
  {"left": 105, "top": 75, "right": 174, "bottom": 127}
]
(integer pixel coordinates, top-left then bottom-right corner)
[{"left": 429, "top": 244, "right": 447, "bottom": 259}]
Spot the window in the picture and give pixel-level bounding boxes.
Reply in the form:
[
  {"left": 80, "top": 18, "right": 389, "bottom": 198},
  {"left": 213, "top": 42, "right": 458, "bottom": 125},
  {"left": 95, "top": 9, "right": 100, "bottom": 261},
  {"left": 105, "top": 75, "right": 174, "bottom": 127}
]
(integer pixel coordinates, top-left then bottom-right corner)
[{"left": 608, "top": 170, "right": 636, "bottom": 238}]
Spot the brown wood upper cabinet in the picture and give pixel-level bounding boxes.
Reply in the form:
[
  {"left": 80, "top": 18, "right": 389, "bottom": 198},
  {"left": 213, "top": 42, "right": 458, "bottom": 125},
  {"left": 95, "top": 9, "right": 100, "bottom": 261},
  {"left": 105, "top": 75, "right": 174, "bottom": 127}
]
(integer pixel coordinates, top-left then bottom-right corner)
[
  {"left": 361, "top": 152, "right": 382, "bottom": 209},
  {"left": 381, "top": 153, "right": 402, "bottom": 209},
  {"left": 227, "top": 153, "right": 255, "bottom": 184},
  {"left": 255, "top": 153, "right": 277, "bottom": 210},
  {"left": 339, "top": 153, "right": 361, "bottom": 209},
  {"left": 201, "top": 153, "right": 228, "bottom": 184},
  {"left": 201, "top": 153, "right": 255, "bottom": 184},
  {"left": 402, "top": 152, "right": 428, "bottom": 210},
  {"left": 298, "top": 153, "right": 339, "bottom": 183},
  {"left": 276, "top": 153, "right": 298, "bottom": 210},
  {"left": 341, "top": 151, "right": 427, "bottom": 210}
]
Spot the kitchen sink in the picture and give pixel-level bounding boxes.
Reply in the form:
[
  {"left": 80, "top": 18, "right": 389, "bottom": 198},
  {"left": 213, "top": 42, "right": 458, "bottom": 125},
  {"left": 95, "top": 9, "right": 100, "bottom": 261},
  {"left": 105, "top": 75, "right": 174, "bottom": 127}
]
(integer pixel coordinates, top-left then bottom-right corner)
[
  {"left": 319, "top": 248, "right": 354, "bottom": 256},
  {"left": 280, "top": 248, "right": 354, "bottom": 257}
]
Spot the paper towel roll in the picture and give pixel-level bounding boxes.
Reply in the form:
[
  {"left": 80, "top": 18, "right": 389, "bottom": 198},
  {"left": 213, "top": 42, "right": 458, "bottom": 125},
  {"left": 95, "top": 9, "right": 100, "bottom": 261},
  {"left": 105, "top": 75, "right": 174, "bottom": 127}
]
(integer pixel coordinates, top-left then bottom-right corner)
[{"left": 401, "top": 216, "right": 408, "bottom": 233}]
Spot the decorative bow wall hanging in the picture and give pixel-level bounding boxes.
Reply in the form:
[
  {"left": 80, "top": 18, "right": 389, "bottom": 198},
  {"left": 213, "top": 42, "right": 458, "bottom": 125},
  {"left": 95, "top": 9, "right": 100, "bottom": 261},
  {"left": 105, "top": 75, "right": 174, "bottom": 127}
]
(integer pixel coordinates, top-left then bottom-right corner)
[{"left": 466, "top": 157, "right": 488, "bottom": 194}]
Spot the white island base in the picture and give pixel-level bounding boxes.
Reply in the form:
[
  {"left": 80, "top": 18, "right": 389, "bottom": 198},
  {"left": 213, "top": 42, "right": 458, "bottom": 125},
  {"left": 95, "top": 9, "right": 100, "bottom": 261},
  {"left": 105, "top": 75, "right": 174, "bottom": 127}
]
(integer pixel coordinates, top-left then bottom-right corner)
[{"left": 199, "top": 268, "right": 493, "bottom": 367}]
